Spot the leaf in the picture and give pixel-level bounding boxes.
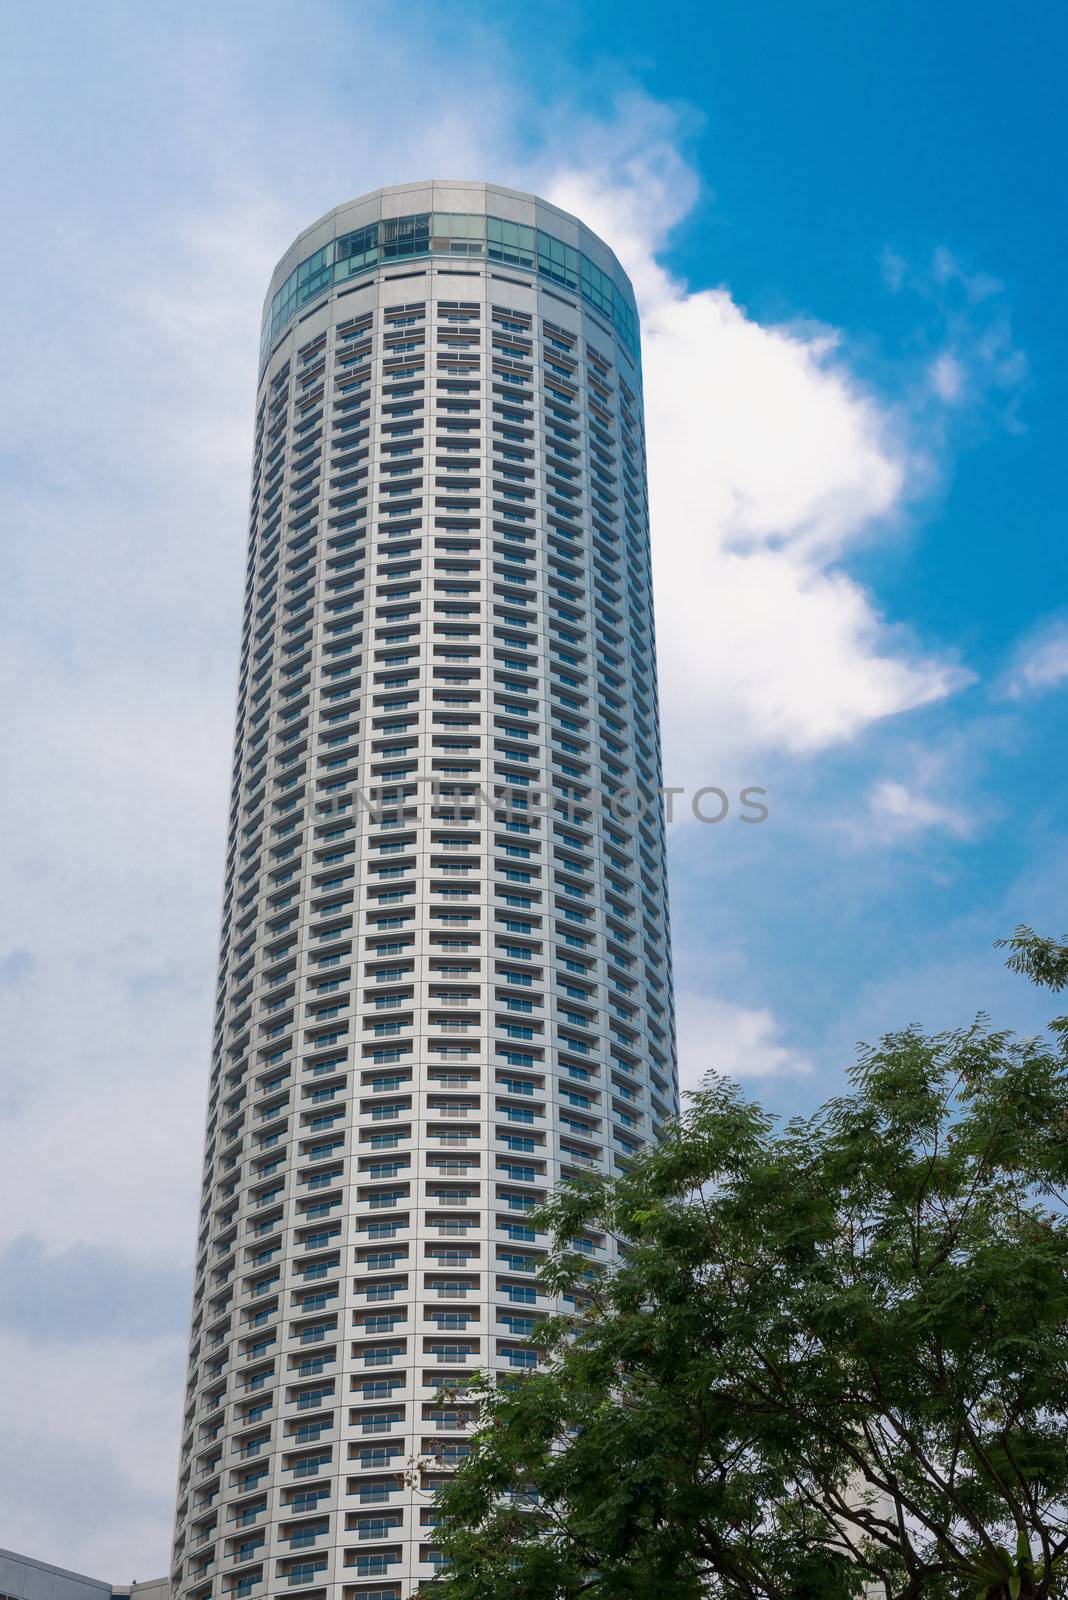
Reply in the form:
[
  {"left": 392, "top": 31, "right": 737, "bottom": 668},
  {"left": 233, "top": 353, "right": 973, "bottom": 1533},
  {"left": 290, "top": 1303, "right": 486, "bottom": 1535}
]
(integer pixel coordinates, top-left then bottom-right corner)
[{"left": 1015, "top": 1528, "right": 1034, "bottom": 1579}]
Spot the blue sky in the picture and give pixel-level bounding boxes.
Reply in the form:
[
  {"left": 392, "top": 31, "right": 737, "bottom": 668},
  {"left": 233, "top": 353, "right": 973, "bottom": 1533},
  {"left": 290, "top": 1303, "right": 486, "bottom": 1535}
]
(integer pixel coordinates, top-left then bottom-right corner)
[{"left": 0, "top": 0, "right": 1065, "bottom": 1578}]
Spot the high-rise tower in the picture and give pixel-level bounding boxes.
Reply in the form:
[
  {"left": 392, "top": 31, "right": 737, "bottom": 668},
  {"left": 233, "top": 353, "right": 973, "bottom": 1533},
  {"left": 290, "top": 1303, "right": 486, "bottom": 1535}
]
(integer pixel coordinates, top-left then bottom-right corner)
[{"left": 170, "top": 181, "right": 677, "bottom": 1600}]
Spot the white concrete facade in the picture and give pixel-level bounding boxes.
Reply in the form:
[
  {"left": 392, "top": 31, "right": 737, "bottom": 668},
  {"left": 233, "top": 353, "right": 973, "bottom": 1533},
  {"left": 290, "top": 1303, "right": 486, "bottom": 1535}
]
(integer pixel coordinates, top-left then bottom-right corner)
[{"left": 170, "top": 181, "right": 677, "bottom": 1600}]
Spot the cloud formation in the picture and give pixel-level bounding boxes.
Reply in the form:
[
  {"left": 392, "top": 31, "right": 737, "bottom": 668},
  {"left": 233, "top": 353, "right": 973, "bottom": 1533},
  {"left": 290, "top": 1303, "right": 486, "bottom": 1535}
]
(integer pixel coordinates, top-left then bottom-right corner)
[
  {"left": 883, "top": 245, "right": 1029, "bottom": 429},
  {"left": 548, "top": 138, "right": 976, "bottom": 787},
  {"left": 676, "top": 990, "right": 813, "bottom": 1094},
  {"left": 866, "top": 779, "right": 972, "bottom": 841},
  {"left": 999, "top": 613, "right": 1068, "bottom": 700},
  {"left": 0, "top": 1326, "right": 184, "bottom": 1582}
]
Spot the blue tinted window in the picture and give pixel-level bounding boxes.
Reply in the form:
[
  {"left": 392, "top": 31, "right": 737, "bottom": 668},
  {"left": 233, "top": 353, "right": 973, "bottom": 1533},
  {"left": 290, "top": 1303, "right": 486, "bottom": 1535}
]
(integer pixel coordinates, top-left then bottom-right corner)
[
  {"left": 486, "top": 215, "right": 536, "bottom": 269},
  {"left": 380, "top": 213, "right": 430, "bottom": 260},
  {"left": 261, "top": 210, "right": 639, "bottom": 367}
]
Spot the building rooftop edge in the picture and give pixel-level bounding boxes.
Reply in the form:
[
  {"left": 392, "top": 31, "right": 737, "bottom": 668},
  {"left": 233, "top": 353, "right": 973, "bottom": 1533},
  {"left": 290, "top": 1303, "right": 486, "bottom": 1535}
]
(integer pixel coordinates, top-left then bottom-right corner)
[
  {"left": 0, "top": 1548, "right": 168, "bottom": 1597},
  {"left": 262, "top": 178, "right": 635, "bottom": 313},
  {"left": 0, "top": 1547, "right": 112, "bottom": 1591}
]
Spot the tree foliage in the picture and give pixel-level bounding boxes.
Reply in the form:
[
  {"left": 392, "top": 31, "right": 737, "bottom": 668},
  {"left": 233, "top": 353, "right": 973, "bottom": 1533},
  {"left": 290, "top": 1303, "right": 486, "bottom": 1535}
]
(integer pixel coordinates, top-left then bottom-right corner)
[{"left": 430, "top": 930, "right": 1068, "bottom": 1600}]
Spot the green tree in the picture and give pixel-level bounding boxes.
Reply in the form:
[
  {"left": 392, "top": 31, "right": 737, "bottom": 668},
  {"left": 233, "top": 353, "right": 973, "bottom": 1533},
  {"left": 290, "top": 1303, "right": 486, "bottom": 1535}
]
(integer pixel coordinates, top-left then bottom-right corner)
[{"left": 430, "top": 930, "right": 1068, "bottom": 1600}]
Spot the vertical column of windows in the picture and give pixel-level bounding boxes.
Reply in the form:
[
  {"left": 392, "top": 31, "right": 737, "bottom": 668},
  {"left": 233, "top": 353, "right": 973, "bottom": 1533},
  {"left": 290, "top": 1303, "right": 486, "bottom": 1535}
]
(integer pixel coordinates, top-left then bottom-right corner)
[{"left": 419, "top": 298, "right": 487, "bottom": 1512}]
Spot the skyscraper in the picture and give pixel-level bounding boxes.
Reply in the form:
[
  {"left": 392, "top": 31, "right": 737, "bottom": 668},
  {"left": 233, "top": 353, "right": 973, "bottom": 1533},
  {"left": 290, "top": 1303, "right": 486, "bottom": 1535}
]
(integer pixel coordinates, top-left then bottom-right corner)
[{"left": 170, "top": 181, "right": 677, "bottom": 1600}]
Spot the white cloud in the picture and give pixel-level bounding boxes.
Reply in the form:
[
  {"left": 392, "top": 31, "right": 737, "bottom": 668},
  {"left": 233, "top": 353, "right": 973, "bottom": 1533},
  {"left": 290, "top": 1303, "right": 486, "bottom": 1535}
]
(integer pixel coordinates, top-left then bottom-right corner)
[
  {"left": 929, "top": 351, "right": 966, "bottom": 403},
  {"left": 0, "top": 645, "right": 229, "bottom": 1263},
  {"left": 866, "top": 778, "right": 972, "bottom": 840},
  {"left": 548, "top": 143, "right": 974, "bottom": 787},
  {"left": 0, "top": 1327, "right": 185, "bottom": 1579},
  {"left": 885, "top": 246, "right": 1028, "bottom": 429},
  {"left": 999, "top": 614, "right": 1068, "bottom": 700},
  {"left": 676, "top": 991, "right": 812, "bottom": 1095},
  {"left": 833, "top": 735, "right": 982, "bottom": 846}
]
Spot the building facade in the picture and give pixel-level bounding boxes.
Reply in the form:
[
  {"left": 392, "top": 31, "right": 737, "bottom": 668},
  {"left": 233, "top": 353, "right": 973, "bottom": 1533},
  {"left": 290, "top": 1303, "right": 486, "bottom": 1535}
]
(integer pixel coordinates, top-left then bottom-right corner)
[{"left": 170, "top": 180, "right": 677, "bottom": 1600}]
